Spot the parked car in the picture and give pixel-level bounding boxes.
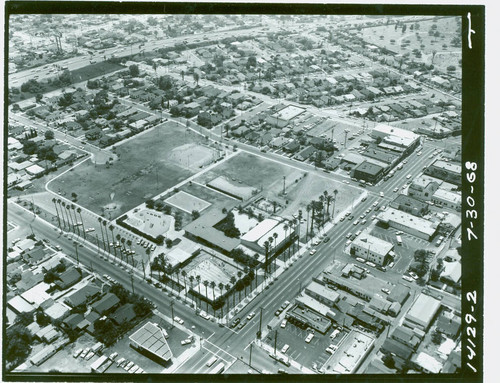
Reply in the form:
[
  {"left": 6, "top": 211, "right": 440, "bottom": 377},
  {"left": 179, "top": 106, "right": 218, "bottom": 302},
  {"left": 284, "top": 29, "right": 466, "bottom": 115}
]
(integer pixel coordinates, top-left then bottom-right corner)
[
  {"left": 281, "top": 344, "right": 290, "bottom": 353},
  {"left": 281, "top": 319, "right": 287, "bottom": 328},
  {"left": 305, "top": 333, "right": 314, "bottom": 343}
]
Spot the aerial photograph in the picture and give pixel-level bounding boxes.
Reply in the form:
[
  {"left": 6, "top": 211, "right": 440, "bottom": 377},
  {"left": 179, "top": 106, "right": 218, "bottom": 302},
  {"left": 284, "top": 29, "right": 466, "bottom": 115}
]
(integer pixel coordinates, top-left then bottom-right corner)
[{"left": 5, "top": 10, "right": 468, "bottom": 379}]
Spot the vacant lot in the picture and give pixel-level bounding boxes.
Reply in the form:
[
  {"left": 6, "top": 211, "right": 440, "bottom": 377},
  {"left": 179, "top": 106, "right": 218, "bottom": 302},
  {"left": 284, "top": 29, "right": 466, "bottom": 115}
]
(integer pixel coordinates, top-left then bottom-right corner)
[
  {"left": 281, "top": 173, "right": 363, "bottom": 220},
  {"left": 360, "top": 16, "right": 461, "bottom": 75},
  {"left": 49, "top": 122, "right": 216, "bottom": 219}
]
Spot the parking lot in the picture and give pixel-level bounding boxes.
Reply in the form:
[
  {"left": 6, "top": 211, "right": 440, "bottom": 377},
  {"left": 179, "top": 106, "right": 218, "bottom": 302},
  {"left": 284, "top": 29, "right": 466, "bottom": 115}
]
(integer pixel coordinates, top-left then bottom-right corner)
[
  {"left": 369, "top": 225, "right": 433, "bottom": 274},
  {"left": 264, "top": 320, "right": 345, "bottom": 371}
]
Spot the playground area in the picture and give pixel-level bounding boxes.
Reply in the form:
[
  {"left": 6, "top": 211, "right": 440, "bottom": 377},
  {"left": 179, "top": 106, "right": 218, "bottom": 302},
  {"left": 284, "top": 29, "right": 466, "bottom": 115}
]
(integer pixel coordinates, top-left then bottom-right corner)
[{"left": 183, "top": 251, "right": 239, "bottom": 297}]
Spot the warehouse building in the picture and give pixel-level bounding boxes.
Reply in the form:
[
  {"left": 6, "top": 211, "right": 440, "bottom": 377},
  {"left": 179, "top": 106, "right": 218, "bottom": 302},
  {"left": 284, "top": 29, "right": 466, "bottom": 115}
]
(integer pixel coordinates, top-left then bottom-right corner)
[{"left": 403, "top": 293, "right": 441, "bottom": 331}]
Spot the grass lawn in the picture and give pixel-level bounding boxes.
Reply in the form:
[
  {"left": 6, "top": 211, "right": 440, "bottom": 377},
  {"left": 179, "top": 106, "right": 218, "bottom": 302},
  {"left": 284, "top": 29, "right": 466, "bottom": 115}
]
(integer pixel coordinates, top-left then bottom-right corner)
[
  {"left": 49, "top": 122, "right": 216, "bottom": 219},
  {"left": 360, "top": 16, "right": 461, "bottom": 75},
  {"left": 196, "top": 152, "right": 305, "bottom": 196}
]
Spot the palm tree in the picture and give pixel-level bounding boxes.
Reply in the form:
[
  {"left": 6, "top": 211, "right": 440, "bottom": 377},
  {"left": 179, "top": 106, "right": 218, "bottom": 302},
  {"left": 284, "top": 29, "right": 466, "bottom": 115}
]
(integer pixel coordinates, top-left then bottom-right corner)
[
  {"left": 61, "top": 201, "right": 69, "bottom": 231},
  {"left": 109, "top": 224, "right": 118, "bottom": 260},
  {"left": 181, "top": 270, "right": 188, "bottom": 292},
  {"left": 306, "top": 203, "right": 311, "bottom": 240},
  {"left": 319, "top": 194, "right": 325, "bottom": 222},
  {"left": 166, "top": 263, "right": 174, "bottom": 288},
  {"left": 263, "top": 240, "right": 270, "bottom": 276},
  {"left": 56, "top": 199, "right": 65, "bottom": 229},
  {"left": 283, "top": 222, "right": 289, "bottom": 263},
  {"left": 225, "top": 283, "right": 232, "bottom": 311},
  {"left": 66, "top": 205, "right": 75, "bottom": 232},
  {"left": 189, "top": 275, "right": 195, "bottom": 295},
  {"left": 272, "top": 232, "right": 279, "bottom": 272},
  {"left": 332, "top": 189, "right": 339, "bottom": 220},
  {"left": 97, "top": 217, "right": 105, "bottom": 251},
  {"left": 102, "top": 220, "right": 111, "bottom": 253},
  {"left": 76, "top": 207, "right": 86, "bottom": 239},
  {"left": 196, "top": 275, "right": 202, "bottom": 296},
  {"left": 157, "top": 253, "right": 166, "bottom": 280},
  {"left": 71, "top": 205, "right": 80, "bottom": 237},
  {"left": 121, "top": 237, "right": 126, "bottom": 262},
  {"left": 218, "top": 282, "right": 225, "bottom": 318},
  {"left": 203, "top": 280, "right": 209, "bottom": 311},
  {"left": 175, "top": 269, "right": 180, "bottom": 289},
  {"left": 230, "top": 276, "right": 236, "bottom": 307},
  {"left": 324, "top": 191, "right": 333, "bottom": 218},
  {"left": 210, "top": 281, "right": 216, "bottom": 302},
  {"left": 52, "top": 198, "right": 61, "bottom": 230},
  {"left": 243, "top": 266, "right": 249, "bottom": 296},
  {"left": 237, "top": 271, "right": 243, "bottom": 301}
]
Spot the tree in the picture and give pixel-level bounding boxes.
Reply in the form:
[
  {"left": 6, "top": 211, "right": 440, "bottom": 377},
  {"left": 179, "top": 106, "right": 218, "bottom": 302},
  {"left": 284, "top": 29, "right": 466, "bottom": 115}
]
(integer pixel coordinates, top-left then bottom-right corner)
[
  {"left": 6, "top": 325, "right": 33, "bottom": 369},
  {"left": 431, "top": 330, "right": 444, "bottom": 345},
  {"left": 192, "top": 210, "right": 200, "bottom": 220},
  {"left": 193, "top": 72, "right": 200, "bottom": 86},
  {"left": 382, "top": 353, "right": 396, "bottom": 369},
  {"left": 35, "top": 93, "right": 43, "bottom": 103},
  {"left": 203, "top": 280, "right": 209, "bottom": 311},
  {"left": 129, "top": 64, "right": 140, "bottom": 77},
  {"left": 44, "top": 130, "right": 54, "bottom": 140}
]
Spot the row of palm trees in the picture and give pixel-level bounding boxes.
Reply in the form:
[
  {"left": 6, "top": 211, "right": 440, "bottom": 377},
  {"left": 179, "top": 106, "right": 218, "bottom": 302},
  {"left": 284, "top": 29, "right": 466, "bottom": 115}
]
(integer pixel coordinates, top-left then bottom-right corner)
[
  {"left": 51, "top": 197, "right": 137, "bottom": 269},
  {"left": 305, "top": 189, "right": 339, "bottom": 241},
  {"left": 151, "top": 253, "right": 260, "bottom": 318}
]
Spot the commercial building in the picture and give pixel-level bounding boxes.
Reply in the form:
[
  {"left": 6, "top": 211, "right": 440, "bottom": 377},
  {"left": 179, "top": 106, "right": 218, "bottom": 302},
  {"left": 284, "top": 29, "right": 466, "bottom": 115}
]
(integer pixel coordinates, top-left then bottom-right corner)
[
  {"left": 129, "top": 322, "right": 173, "bottom": 366},
  {"left": 286, "top": 304, "right": 332, "bottom": 334},
  {"left": 8, "top": 295, "right": 35, "bottom": 314},
  {"left": 390, "top": 194, "right": 429, "bottom": 217},
  {"left": 408, "top": 175, "right": 442, "bottom": 201},
  {"left": 305, "top": 280, "right": 340, "bottom": 307},
  {"left": 414, "top": 352, "right": 443, "bottom": 374},
  {"left": 266, "top": 105, "right": 306, "bottom": 128},
  {"left": 424, "top": 159, "right": 461, "bottom": 186},
  {"left": 404, "top": 293, "right": 441, "bottom": 331},
  {"left": 350, "top": 233, "right": 393, "bottom": 265},
  {"left": 351, "top": 161, "right": 385, "bottom": 184},
  {"left": 323, "top": 271, "right": 373, "bottom": 302},
  {"left": 431, "top": 189, "right": 461, "bottom": 211},
  {"left": 377, "top": 207, "right": 439, "bottom": 241},
  {"left": 295, "top": 295, "right": 335, "bottom": 319}
]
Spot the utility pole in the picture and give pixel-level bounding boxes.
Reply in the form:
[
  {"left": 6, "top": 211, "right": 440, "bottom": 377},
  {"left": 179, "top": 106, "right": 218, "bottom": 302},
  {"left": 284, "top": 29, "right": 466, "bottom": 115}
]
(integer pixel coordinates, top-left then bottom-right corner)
[
  {"left": 249, "top": 343, "right": 253, "bottom": 367},
  {"left": 130, "top": 273, "right": 135, "bottom": 294},
  {"left": 282, "top": 176, "right": 286, "bottom": 195},
  {"left": 141, "top": 260, "right": 146, "bottom": 280},
  {"left": 170, "top": 301, "right": 175, "bottom": 328},
  {"left": 257, "top": 306, "right": 264, "bottom": 339},
  {"left": 74, "top": 242, "right": 79, "bottom": 265},
  {"left": 274, "top": 329, "right": 278, "bottom": 355},
  {"left": 344, "top": 129, "right": 349, "bottom": 148}
]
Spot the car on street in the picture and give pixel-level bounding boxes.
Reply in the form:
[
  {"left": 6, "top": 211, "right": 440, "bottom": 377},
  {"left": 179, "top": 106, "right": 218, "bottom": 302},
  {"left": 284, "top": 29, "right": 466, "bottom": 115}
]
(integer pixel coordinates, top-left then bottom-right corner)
[
  {"left": 246, "top": 311, "right": 256, "bottom": 321},
  {"left": 309, "top": 249, "right": 317, "bottom": 255},
  {"left": 275, "top": 308, "right": 283, "bottom": 316},
  {"left": 353, "top": 220, "right": 359, "bottom": 225},
  {"left": 388, "top": 261, "right": 395, "bottom": 268},
  {"left": 402, "top": 275, "right": 414, "bottom": 282},
  {"left": 381, "top": 288, "right": 390, "bottom": 294},
  {"left": 199, "top": 311, "right": 210, "bottom": 320},
  {"left": 181, "top": 338, "right": 192, "bottom": 345},
  {"left": 366, "top": 261, "right": 376, "bottom": 267},
  {"left": 323, "top": 236, "right": 330, "bottom": 243},
  {"left": 174, "top": 316, "right": 184, "bottom": 325},
  {"left": 409, "top": 271, "right": 419, "bottom": 280},
  {"left": 346, "top": 232, "right": 352, "bottom": 239},
  {"left": 231, "top": 318, "right": 241, "bottom": 328},
  {"left": 393, "top": 187, "right": 399, "bottom": 193},
  {"left": 237, "top": 320, "right": 247, "bottom": 330},
  {"left": 356, "top": 257, "right": 366, "bottom": 263}
]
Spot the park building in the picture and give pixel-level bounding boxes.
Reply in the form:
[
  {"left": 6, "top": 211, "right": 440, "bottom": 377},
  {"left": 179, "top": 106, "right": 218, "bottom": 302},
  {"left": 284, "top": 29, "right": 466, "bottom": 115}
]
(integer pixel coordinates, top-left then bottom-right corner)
[
  {"left": 376, "top": 207, "right": 439, "bottom": 241},
  {"left": 240, "top": 218, "right": 296, "bottom": 255},
  {"left": 350, "top": 233, "right": 394, "bottom": 266}
]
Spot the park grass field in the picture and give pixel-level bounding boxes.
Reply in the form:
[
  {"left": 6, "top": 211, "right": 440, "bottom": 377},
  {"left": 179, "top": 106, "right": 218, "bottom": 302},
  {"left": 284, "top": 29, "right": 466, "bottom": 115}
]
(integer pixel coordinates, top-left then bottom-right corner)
[
  {"left": 49, "top": 122, "right": 216, "bottom": 219},
  {"left": 359, "top": 16, "right": 461, "bottom": 75},
  {"left": 196, "top": 152, "right": 305, "bottom": 197}
]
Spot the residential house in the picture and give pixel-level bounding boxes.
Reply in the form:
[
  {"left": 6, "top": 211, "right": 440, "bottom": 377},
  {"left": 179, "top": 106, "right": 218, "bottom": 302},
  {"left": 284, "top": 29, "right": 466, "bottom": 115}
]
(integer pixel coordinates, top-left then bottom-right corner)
[{"left": 55, "top": 267, "right": 82, "bottom": 290}]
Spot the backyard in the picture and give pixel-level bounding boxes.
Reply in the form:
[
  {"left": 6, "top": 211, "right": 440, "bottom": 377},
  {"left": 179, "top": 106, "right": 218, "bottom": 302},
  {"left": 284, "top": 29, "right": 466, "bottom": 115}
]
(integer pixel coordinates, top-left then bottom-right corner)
[{"left": 49, "top": 122, "right": 217, "bottom": 219}]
